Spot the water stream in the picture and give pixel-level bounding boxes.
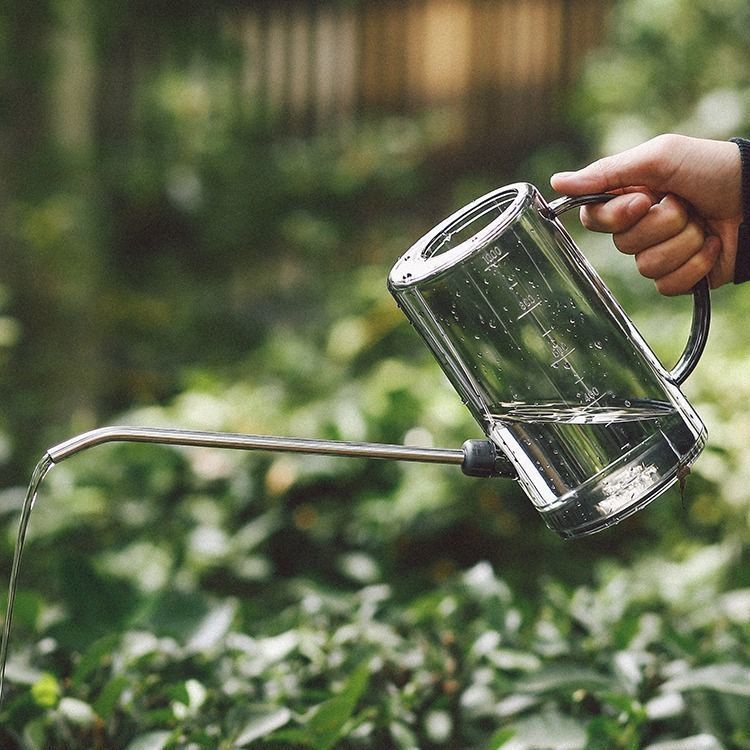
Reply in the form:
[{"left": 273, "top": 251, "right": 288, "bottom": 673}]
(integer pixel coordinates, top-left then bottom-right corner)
[{"left": 0, "top": 453, "right": 54, "bottom": 701}]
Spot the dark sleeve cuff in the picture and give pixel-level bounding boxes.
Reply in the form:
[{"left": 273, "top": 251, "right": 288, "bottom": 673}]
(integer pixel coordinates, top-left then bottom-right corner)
[{"left": 730, "top": 137, "right": 750, "bottom": 284}]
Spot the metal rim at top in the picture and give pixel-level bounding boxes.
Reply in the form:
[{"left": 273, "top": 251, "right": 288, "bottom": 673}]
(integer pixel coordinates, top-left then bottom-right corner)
[{"left": 388, "top": 183, "right": 532, "bottom": 289}]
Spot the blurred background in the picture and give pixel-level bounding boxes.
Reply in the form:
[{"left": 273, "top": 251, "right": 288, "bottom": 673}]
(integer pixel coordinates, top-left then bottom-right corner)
[{"left": 2, "top": 0, "right": 750, "bottom": 747}]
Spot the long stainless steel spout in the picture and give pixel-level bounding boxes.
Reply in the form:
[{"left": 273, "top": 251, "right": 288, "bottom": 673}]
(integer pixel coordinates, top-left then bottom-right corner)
[
  {"left": 46, "top": 426, "right": 516, "bottom": 478},
  {"left": 47, "top": 426, "right": 465, "bottom": 466}
]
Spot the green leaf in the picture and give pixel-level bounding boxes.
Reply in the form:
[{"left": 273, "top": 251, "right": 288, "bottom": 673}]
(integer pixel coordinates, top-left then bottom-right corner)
[
  {"left": 233, "top": 706, "right": 292, "bottom": 746},
  {"left": 515, "top": 665, "right": 613, "bottom": 695},
  {"left": 94, "top": 675, "right": 129, "bottom": 720},
  {"left": 660, "top": 663, "right": 750, "bottom": 733},
  {"left": 502, "top": 708, "right": 587, "bottom": 749},
  {"left": 0, "top": 589, "right": 42, "bottom": 632},
  {"left": 52, "top": 553, "right": 139, "bottom": 646},
  {"left": 304, "top": 661, "right": 370, "bottom": 750},
  {"left": 267, "top": 728, "right": 314, "bottom": 746},
  {"left": 124, "top": 731, "right": 172, "bottom": 750},
  {"left": 22, "top": 717, "right": 47, "bottom": 750},
  {"left": 136, "top": 589, "right": 212, "bottom": 641},
  {"left": 58, "top": 697, "right": 96, "bottom": 727},
  {"left": 488, "top": 727, "right": 516, "bottom": 749},
  {"left": 641, "top": 735, "right": 725, "bottom": 750},
  {"left": 71, "top": 633, "right": 121, "bottom": 687},
  {"left": 661, "top": 664, "right": 750, "bottom": 697},
  {"left": 186, "top": 600, "right": 237, "bottom": 653}
]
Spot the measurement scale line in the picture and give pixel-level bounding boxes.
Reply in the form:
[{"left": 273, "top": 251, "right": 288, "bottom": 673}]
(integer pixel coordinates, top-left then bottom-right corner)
[
  {"left": 484, "top": 252, "right": 509, "bottom": 272},
  {"left": 550, "top": 347, "right": 576, "bottom": 367},
  {"left": 466, "top": 275, "right": 572, "bottom": 417},
  {"left": 582, "top": 391, "right": 608, "bottom": 408},
  {"left": 517, "top": 300, "right": 543, "bottom": 319}
]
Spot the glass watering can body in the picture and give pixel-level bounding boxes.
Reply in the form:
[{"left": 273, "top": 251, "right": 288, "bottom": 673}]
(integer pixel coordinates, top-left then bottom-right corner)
[{"left": 388, "top": 183, "right": 708, "bottom": 538}]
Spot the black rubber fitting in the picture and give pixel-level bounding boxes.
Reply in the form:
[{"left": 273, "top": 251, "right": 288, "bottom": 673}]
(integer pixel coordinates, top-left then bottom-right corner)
[{"left": 461, "top": 439, "right": 516, "bottom": 478}]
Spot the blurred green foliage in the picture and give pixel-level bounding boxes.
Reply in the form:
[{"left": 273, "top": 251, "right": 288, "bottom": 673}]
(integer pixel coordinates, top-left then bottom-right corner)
[
  {"left": 574, "top": 0, "right": 750, "bottom": 150},
  {"left": 1, "top": 0, "right": 750, "bottom": 747}
]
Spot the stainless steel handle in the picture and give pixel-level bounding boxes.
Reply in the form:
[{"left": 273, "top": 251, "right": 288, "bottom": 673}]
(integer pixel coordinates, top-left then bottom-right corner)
[{"left": 548, "top": 192, "right": 711, "bottom": 386}]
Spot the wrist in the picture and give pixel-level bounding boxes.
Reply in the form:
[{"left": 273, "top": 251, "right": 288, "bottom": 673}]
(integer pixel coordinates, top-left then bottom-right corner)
[{"left": 730, "top": 136, "right": 750, "bottom": 284}]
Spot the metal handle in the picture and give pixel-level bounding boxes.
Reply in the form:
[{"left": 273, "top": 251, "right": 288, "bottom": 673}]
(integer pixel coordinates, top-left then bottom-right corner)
[
  {"left": 46, "top": 426, "right": 516, "bottom": 478},
  {"left": 548, "top": 192, "right": 711, "bottom": 386}
]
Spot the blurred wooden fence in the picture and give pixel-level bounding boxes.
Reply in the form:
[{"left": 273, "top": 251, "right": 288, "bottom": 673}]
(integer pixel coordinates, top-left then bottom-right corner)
[{"left": 233, "top": 0, "right": 614, "bottom": 160}]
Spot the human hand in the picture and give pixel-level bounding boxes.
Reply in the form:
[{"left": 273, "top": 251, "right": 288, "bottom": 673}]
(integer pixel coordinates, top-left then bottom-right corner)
[{"left": 550, "top": 134, "right": 742, "bottom": 295}]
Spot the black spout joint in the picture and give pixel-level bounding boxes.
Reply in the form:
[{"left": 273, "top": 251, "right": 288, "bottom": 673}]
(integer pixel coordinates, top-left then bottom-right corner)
[{"left": 461, "top": 439, "right": 516, "bottom": 479}]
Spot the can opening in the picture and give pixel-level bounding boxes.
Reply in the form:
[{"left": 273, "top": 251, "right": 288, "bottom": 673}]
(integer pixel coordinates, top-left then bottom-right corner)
[
  {"left": 424, "top": 190, "right": 517, "bottom": 260},
  {"left": 387, "top": 183, "right": 530, "bottom": 290}
]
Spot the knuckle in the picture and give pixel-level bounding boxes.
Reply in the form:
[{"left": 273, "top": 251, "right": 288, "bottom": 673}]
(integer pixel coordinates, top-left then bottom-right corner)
[
  {"left": 613, "top": 234, "right": 635, "bottom": 254},
  {"left": 684, "top": 220, "right": 705, "bottom": 246},
  {"left": 659, "top": 199, "right": 689, "bottom": 235},
  {"left": 650, "top": 133, "right": 683, "bottom": 152},
  {"left": 635, "top": 251, "right": 659, "bottom": 278},
  {"left": 644, "top": 134, "right": 688, "bottom": 184}
]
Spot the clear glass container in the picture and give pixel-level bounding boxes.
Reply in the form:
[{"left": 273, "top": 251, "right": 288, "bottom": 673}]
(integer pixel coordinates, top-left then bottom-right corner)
[{"left": 389, "top": 183, "right": 708, "bottom": 538}]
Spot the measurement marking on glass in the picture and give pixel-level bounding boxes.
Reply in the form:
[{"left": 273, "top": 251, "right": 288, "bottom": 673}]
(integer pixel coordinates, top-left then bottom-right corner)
[
  {"left": 584, "top": 390, "right": 607, "bottom": 407},
  {"left": 551, "top": 347, "right": 576, "bottom": 367},
  {"left": 484, "top": 252, "right": 509, "bottom": 272},
  {"left": 517, "top": 300, "right": 543, "bottom": 319}
]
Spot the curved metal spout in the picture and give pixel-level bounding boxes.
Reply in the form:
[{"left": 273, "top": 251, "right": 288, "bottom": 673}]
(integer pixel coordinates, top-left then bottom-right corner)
[{"left": 46, "top": 426, "right": 516, "bottom": 478}]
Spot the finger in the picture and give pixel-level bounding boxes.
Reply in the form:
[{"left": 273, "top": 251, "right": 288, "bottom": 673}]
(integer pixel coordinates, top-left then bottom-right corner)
[
  {"left": 579, "top": 192, "right": 653, "bottom": 233},
  {"left": 652, "top": 236, "right": 721, "bottom": 296},
  {"left": 614, "top": 194, "right": 690, "bottom": 255},
  {"left": 633, "top": 219, "right": 706, "bottom": 279},
  {"left": 550, "top": 135, "right": 684, "bottom": 195}
]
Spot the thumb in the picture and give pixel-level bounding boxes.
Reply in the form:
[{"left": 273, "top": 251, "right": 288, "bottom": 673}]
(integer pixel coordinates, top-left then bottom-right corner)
[{"left": 551, "top": 137, "right": 680, "bottom": 196}]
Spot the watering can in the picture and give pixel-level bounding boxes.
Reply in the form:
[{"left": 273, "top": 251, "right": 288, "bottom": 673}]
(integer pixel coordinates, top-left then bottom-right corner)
[
  {"left": 45, "top": 184, "right": 710, "bottom": 540},
  {"left": 1, "top": 182, "right": 713, "bottom": 703},
  {"left": 389, "top": 183, "right": 709, "bottom": 537}
]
